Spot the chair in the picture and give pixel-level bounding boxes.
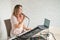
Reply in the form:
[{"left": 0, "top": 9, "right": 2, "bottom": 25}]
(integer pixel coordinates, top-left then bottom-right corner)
[{"left": 4, "top": 19, "right": 12, "bottom": 37}]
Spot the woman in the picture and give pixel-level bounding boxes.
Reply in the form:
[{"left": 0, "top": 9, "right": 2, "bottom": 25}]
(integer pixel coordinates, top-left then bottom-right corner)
[{"left": 10, "top": 4, "right": 31, "bottom": 37}]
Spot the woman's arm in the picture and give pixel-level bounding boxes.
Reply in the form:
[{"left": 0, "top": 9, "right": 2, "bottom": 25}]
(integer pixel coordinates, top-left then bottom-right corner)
[
  {"left": 18, "top": 14, "right": 25, "bottom": 24},
  {"left": 14, "top": 23, "right": 20, "bottom": 28},
  {"left": 23, "top": 24, "right": 31, "bottom": 30}
]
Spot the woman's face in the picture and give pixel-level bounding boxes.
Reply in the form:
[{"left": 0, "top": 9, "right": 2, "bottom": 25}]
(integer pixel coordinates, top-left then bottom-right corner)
[{"left": 18, "top": 7, "right": 22, "bottom": 15}]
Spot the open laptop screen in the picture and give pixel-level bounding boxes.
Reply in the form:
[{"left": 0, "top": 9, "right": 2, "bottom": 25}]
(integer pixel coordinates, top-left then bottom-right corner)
[{"left": 44, "top": 18, "right": 50, "bottom": 28}]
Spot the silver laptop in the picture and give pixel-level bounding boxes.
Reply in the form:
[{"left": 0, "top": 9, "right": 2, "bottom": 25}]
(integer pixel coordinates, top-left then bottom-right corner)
[{"left": 44, "top": 18, "right": 50, "bottom": 28}]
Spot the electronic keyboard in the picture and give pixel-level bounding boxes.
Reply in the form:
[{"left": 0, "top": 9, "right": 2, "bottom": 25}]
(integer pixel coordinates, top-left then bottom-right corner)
[{"left": 11, "top": 25, "right": 49, "bottom": 40}]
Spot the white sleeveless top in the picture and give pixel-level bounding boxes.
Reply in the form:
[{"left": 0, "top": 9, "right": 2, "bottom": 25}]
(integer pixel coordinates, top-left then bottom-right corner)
[{"left": 10, "top": 15, "right": 24, "bottom": 37}]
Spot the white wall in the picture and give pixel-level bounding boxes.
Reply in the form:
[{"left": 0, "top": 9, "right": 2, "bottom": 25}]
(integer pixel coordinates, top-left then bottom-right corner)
[
  {"left": 0, "top": 0, "right": 60, "bottom": 40},
  {"left": 0, "top": 0, "right": 11, "bottom": 20},
  {"left": 11, "top": 0, "right": 60, "bottom": 32}
]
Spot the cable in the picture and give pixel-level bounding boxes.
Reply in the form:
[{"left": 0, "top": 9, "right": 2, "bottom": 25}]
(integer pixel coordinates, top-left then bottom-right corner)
[
  {"left": 27, "top": 18, "right": 30, "bottom": 27},
  {"left": 49, "top": 32, "right": 56, "bottom": 40},
  {"left": 40, "top": 32, "right": 56, "bottom": 40}
]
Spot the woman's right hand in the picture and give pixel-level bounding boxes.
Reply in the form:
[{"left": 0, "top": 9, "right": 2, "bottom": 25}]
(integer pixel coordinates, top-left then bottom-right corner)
[{"left": 17, "top": 14, "right": 25, "bottom": 24}]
